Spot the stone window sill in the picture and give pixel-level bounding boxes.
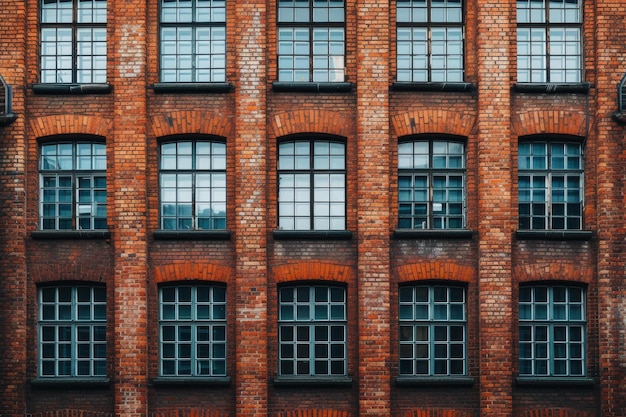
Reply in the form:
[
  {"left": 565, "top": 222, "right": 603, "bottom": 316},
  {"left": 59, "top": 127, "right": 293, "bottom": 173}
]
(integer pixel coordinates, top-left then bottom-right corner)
[
  {"left": 391, "top": 82, "right": 476, "bottom": 92},
  {"left": 516, "top": 230, "right": 593, "bottom": 241},
  {"left": 273, "top": 230, "right": 353, "bottom": 240},
  {"left": 515, "top": 376, "right": 595, "bottom": 387},
  {"left": 153, "top": 230, "right": 232, "bottom": 241},
  {"left": 152, "top": 376, "right": 231, "bottom": 386},
  {"left": 151, "top": 82, "right": 232, "bottom": 94},
  {"left": 32, "top": 83, "right": 112, "bottom": 95},
  {"left": 272, "top": 82, "right": 353, "bottom": 93},
  {"left": 395, "top": 376, "right": 475, "bottom": 387},
  {"left": 31, "top": 377, "right": 111, "bottom": 388},
  {"left": 393, "top": 229, "right": 474, "bottom": 239},
  {"left": 512, "top": 83, "right": 590, "bottom": 94},
  {"left": 31, "top": 230, "right": 110, "bottom": 240},
  {"left": 273, "top": 376, "right": 353, "bottom": 387}
]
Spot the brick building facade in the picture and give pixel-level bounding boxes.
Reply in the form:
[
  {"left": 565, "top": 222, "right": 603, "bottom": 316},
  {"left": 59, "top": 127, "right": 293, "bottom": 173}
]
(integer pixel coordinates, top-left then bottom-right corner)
[{"left": 0, "top": 0, "right": 624, "bottom": 416}]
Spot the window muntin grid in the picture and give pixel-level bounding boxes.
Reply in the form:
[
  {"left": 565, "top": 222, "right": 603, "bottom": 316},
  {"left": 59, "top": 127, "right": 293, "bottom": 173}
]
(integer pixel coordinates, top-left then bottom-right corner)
[
  {"left": 160, "top": 0, "right": 226, "bottom": 82},
  {"left": 399, "top": 285, "right": 467, "bottom": 376},
  {"left": 39, "top": 142, "right": 107, "bottom": 230},
  {"left": 278, "top": 140, "right": 346, "bottom": 231},
  {"left": 38, "top": 285, "right": 107, "bottom": 377},
  {"left": 396, "top": 0, "right": 464, "bottom": 83},
  {"left": 277, "top": 0, "right": 345, "bottom": 82},
  {"left": 159, "top": 285, "right": 227, "bottom": 377},
  {"left": 278, "top": 285, "right": 347, "bottom": 376},
  {"left": 159, "top": 140, "right": 226, "bottom": 231},
  {"left": 519, "top": 285, "right": 586, "bottom": 377},
  {"left": 518, "top": 140, "right": 583, "bottom": 230},
  {"left": 40, "top": 0, "right": 107, "bottom": 83},
  {"left": 398, "top": 139, "right": 465, "bottom": 229},
  {"left": 516, "top": 0, "right": 582, "bottom": 83}
]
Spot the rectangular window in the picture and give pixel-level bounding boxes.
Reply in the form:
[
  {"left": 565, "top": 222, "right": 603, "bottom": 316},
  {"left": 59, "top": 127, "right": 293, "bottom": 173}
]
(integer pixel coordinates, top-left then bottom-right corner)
[
  {"left": 398, "top": 139, "right": 466, "bottom": 229},
  {"left": 399, "top": 285, "right": 467, "bottom": 376},
  {"left": 159, "top": 140, "right": 227, "bottom": 230},
  {"left": 40, "top": 0, "right": 107, "bottom": 83},
  {"left": 278, "top": 0, "right": 345, "bottom": 82},
  {"left": 278, "top": 285, "right": 347, "bottom": 376},
  {"left": 40, "top": 141, "right": 107, "bottom": 230},
  {"left": 519, "top": 285, "right": 586, "bottom": 377},
  {"left": 160, "top": 0, "right": 226, "bottom": 82},
  {"left": 39, "top": 285, "right": 107, "bottom": 377},
  {"left": 396, "top": 0, "right": 464, "bottom": 82},
  {"left": 517, "top": 0, "right": 582, "bottom": 83},
  {"left": 518, "top": 140, "right": 583, "bottom": 230},
  {"left": 278, "top": 140, "right": 346, "bottom": 231},
  {"left": 159, "top": 285, "right": 227, "bottom": 377}
]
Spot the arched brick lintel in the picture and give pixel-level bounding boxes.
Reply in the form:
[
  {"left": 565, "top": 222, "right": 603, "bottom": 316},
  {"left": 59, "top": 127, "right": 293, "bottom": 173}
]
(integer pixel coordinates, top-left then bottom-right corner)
[
  {"left": 392, "top": 110, "right": 477, "bottom": 138},
  {"left": 150, "top": 110, "right": 233, "bottom": 139},
  {"left": 270, "top": 109, "right": 353, "bottom": 138},
  {"left": 514, "top": 262, "right": 594, "bottom": 285},
  {"left": 273, "top": 261, "right": 353, "bottom": 284},
  {"left": 154, "top": 262, "right": 233, "bottom": 284},
  {"left": 30, "top": 264, "right": 111, "bottom": 284},
  {"left": 396, "top": 261, "right": 474, "bottom": 283},
  {"left": 512, "top": 110, "right": 588, "bottom": 138},
  {"left": 29, "top": 410, "right": 112, "bottom": 417},
  {"left": 30, "top": 114, "right": 111, "bottom": 138}
]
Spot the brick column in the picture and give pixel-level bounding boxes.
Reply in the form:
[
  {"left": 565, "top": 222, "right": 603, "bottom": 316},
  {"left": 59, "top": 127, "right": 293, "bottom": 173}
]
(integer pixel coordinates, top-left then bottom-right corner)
[
  {"left": 356, "top": 0, "right": 391, "bottom": 415},
  {"left": 233, "top": 2, "right": 268, "bottom": 417},
  {"left": 111, "top": 0, "right": 148, "bottom": 415},
  {"left": 594, "top": 2, "right": 626, "bottom": 415},
  {"left": 476, "top": 1, "right": 515, "bottom": 416},
  {"left": 0, "top": 1, "right": 27, "bottom": 415}
]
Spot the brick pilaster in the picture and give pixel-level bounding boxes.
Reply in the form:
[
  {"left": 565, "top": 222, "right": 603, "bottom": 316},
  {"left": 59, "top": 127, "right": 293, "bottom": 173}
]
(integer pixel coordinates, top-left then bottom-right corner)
[
  {"left": 0, "top": 1, "right": 27, "bottom": 414},
  {"left": 356, "top": 0, "right": 391, "bottom": 415},
  {"left": 233, "top": 2, "right": 268, "bottom": 417},
  {"left": 476, "top": 1, "right": 515, "bottom": 416},
  {"left": 111, "top": 0, "right": 148, "bottom": 414}
]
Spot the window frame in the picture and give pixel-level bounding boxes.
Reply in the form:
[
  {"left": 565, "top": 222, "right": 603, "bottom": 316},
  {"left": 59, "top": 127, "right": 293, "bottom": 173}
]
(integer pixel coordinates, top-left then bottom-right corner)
[
  {"left": 158, "top": 0, "right": 226, "bottom": 83},
  {"left": 396, "top": 0, "right": 465, "bottom": 83},
  {"left": 277, "top": 138, "right": 346, "bottom": 231},
  {"left": 517, "top": 138, "right": 584, "bottom": 231},
  {"left": 38, "top": 284, "right": 107, "bottom": 378},
  {"left": 277, "top": 0, "right": 346, "bottom": 83},
  {"left": 39, "top": 0, "right": 108, "bottom": 84},
  {"left": 158, "top": 139, "right": 227, "bottom": 231},
  {"left": 516, "top": 0, "right": 583, "bottom": 84},
  {"left": 518, "top": 284, "right": 586, "bottom": 377},
  {"left": 277, "top": 284, "right": 348, "bottom": 377},
  {"left": 398, "top": 284, "right": 467, "bottom": 377},
  {"left": 158, "top": 284, "right": 228, "bottom": 378},
  {"left": 397, "top": 137, "right": 466, "bottom": 230},
  {"left": 39, "top": 140, "right": 107, "bottom": 231}
]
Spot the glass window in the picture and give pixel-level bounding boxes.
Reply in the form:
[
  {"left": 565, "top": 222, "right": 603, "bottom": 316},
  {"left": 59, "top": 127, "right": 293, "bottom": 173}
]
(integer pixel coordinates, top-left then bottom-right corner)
[
  {"left": 159, "top": 285, "right": 227, "bottom": 377},
  {"left": 38, "top": 285, "right": 107, "bottom": 377},
  {"left": 518, "top": 140, "right": 583, "bottom": 230},
  {"left": 519, "top": 285, "right": 586, "bottom": 377},
  {"left": 399, "top": 284, "right": 467, "bottom": 376},
  {"left": 278, "top": 139, "right": 346, "bottom": 231},
  {"left": 517, "top": 0, "right": 582, "bottom": 83},
  {"left": 277, "top": 0, "right": 345, "bottom": 82},
  {"left": 278, "top": 285, "right": 347, "bottom": 376},
  {"left": 159, "top": 140, "right": 226, "bottom": 230},
  {"left": 398, "top": 139, "right": 466, "bottom": 229},
  {"left": 396, "top": 0, "right": 464, "bottom": 82},
  {"left": 40, "top": 0, "right": 107, "bottom": 83},
  {"left": 160, "top": 0, "right": 226, "bottom": 82},
  {"left": 39, "top": 141, "right": 107, "bottom": 230}
]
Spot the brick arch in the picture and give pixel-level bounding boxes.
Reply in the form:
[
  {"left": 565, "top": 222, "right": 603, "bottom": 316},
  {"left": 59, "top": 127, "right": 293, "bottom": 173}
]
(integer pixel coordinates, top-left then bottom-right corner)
[
  {"left": 150, "top": 409, "right": 225, "bottom": 417},
  {"left": 392, "top": 110, "right": 476, "bottom": 138},
  {"left": 396, "top": 261, "right": 474, "bottom": 283},
  {"left": 515, "top": 409, "right": 595, "bottom": 417},
  {"left": 393, "top": 409, "right": 474, "bottom": 417},
  {"left": 150, "top": 110, "right": 233, "bottom": 138},
  {"left": 512, "top": 110, "right": 588, "bottom": 138},
  {"left": 276, "top": 410, "right": 351, "bottom": 417},
  {"left": 270, "top": 109, "right": 353, "bottom": 138},
  {"left": 154, "top": 262, "right": 233, "bottom": 284},
  {"left": 30, "top": 263, "right": 111, "bottom": 284},
  {"left": 30, "top": 114, "right": 111, "bottom": 138},
  {"left": 30, "top": 410, "right": 112, "bottom": 417},
  {"left": 514, "top": 262, "right": 593, "bottom": 284},
  {"left": 273, "top": 261, "right": 353, "bottom": 284}
]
